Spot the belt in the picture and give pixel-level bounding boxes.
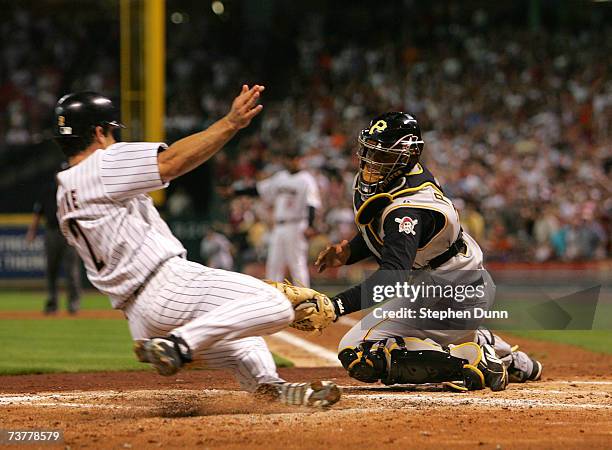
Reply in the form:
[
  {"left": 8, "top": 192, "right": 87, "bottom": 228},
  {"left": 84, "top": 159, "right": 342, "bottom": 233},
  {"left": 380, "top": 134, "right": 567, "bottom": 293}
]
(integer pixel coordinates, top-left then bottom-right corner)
[
  {"left": 132, "top": 283, "right": 145, "bottom": 299},
  {"left": 127, "top": 257, "right": 168, "bottom": 302},
  {"left": 275, "top": 218, "right": 305, "bottom": 225},
  {"left": 425, "top": 233, "right": 467, "bottom": 270}
]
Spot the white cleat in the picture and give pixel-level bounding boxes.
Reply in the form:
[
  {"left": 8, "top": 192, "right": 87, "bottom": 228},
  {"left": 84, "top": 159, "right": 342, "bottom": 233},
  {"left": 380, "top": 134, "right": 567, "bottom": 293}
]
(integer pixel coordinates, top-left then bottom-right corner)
[{"left": 255, "top": 381, "right": 341, "bottom": 407}]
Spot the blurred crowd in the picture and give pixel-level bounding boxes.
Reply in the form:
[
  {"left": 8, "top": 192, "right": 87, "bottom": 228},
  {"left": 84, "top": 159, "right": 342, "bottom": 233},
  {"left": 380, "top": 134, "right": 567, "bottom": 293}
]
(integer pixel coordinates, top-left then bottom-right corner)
[
  {"left": 1, "top": 4, "right": 610, "bottom": 265},
  {"left": 0, "top": 7, "right": 119, "bottom": 147},
  {"left": 204, "top": 14, "right": 611, "bottom": 265}
]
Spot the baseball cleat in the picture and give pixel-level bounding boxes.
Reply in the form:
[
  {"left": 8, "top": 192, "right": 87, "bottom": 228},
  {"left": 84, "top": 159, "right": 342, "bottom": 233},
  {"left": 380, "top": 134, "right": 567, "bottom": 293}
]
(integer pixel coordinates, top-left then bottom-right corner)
[
  {"left": 509, "top": 358, "right": 543, "bottom": 383},
  {"left": 133, "top": 336, "right": 192, "bottom": 376},
  {"left": 478, "top": 344, "right": 508, "bottom": 391},
  {"left": 43, "top": 300, "right": 58, "bottom": 315},
  {"left": 255, "top": 381, "right": 341, "bottom": 407}
]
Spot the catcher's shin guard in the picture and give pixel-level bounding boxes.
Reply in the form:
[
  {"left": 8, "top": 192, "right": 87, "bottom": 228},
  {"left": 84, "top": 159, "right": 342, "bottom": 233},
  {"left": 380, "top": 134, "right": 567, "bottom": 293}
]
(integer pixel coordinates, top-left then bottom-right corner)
[
  {"left": 255, "top": 381, "right": 341, "bottom": 407},
  {"left": 450, "top": 343, "right": 507, "bottom": 392},
  {"left": 338, "top": 341, "right": 388, "bottom": 383},
  {"left": 382, "top": 337, "right": 468, "bottom": 385},
  {"left": 479, "top": 343, "right": 508, "bottom": 391}
]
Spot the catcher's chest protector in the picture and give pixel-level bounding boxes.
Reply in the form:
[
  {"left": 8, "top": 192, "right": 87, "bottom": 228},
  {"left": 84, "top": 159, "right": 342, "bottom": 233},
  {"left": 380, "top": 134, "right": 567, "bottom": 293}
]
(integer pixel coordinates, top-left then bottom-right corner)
[{"left": 353, "top": 165, "right": 481, "bottom": 270}]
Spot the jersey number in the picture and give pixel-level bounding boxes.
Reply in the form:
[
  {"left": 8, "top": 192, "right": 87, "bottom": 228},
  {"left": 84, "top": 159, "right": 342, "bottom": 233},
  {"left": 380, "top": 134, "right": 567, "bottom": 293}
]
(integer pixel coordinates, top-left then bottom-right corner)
[{"left": 68, "top": 219, "right": 105, "bottom": 271}]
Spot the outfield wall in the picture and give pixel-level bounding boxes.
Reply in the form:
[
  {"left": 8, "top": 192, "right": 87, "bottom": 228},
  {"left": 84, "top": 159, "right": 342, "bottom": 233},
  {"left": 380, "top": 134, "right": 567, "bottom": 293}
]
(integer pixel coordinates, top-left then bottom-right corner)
[
  {"left": 0, "top": 215, "right": 45, "bottom": 279},
  {"left": 1, "top": 214, "right": 609, "bottom": 287}
]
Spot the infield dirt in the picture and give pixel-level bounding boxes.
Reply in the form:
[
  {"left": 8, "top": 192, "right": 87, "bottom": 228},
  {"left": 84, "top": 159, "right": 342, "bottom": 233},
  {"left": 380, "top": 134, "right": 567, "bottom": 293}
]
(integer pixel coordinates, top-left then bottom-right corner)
[{"left": 1, "top": 319, "right": 612, "bottom": 449}]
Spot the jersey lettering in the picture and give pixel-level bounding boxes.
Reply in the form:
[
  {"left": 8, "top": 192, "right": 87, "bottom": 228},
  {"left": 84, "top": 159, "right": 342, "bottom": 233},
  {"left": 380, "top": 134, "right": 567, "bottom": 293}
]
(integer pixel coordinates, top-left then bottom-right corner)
[
  {"left": 68, "top": 219, "right": 105, "bottom": 271},
  {"left": 56, "top": 142, "right": 186, "bottom": 308},
  {"left": 60, "top": 190, "right": 79, "bottom": 212}
]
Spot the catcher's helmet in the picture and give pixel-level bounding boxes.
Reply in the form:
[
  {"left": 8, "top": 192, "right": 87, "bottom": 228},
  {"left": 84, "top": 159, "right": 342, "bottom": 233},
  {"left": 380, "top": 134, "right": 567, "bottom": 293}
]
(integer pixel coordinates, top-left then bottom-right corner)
[
  {"left": 356, "top": 112, "right": 424, "bottom": 198},
  {"left": 54, "top": 91, "right": 124, "bottom": 139}
]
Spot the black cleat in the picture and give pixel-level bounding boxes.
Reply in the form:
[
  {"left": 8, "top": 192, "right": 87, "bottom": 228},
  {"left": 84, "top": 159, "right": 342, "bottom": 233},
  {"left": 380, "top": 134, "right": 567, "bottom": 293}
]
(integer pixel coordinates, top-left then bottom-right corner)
[
  {"left": 43, "top": 300, "right": 58, "bottom": 315},
  {"left": 133, "top": 335, "right": 192, "bottom": 376}
]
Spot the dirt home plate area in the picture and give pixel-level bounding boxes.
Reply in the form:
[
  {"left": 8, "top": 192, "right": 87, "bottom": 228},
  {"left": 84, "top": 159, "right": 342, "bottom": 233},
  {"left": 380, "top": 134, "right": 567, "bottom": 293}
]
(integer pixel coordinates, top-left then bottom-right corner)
[{"left": 2, "top": 315, "right": 612, "bottom": 449}]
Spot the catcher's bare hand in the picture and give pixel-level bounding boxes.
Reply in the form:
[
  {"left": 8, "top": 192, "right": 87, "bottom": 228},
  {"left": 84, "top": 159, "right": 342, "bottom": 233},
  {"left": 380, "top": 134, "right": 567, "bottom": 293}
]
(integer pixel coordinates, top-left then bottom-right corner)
[
  {"left": 226, "top": 84, "right": 265, "bottom": 130},
  {"left": 314, "top": 240, "right": 350, "bottom": 273}
]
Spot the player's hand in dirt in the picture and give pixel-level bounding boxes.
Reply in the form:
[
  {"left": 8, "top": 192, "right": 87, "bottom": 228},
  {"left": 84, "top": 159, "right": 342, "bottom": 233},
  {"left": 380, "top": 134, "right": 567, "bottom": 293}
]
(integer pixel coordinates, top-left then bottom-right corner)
[
  {"left": 315, "top": 240, "right": 350, "bottom": 273},
  {"left": 226, "top": 84, "right": 265, "bottom": 130}
]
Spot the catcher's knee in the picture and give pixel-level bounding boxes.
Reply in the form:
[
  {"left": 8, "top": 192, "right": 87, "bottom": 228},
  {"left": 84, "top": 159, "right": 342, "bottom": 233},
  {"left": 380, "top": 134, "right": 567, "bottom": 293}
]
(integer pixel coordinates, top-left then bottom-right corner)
[
  {"left": 384, "top": 337, "right": 482, "bottom": 386},
  {"left": 338, "top": 337, "right": 486, "bottom": 389},
  {"left": 338, "top": 341, "right": 388, "bottom": 383}
]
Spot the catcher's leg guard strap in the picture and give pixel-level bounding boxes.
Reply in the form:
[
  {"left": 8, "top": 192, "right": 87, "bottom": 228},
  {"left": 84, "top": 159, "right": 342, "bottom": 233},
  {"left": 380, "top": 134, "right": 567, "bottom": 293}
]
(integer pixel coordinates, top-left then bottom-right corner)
[
  {"left": 382, "top": 337, "right": 467, "bottom": 385},
  {"left": 338, "top": 341, "right": 388, "bottom": 383}
]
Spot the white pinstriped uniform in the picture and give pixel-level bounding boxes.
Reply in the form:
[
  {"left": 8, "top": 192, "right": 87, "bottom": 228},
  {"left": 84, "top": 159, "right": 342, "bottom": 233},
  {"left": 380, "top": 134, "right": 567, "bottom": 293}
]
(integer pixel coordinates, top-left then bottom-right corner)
[
  {"left": 56, "top": 142, "right": 294, "bottom": 391},
  {"left": 256, "top": 170, "right": 321, "bottom": 286}
]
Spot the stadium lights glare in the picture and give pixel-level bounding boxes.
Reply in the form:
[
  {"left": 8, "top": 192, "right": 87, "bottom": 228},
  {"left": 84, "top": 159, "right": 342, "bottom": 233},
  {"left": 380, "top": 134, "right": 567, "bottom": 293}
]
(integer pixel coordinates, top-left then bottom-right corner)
[
  {"left": 212, "top": 1, "right": 225, "bottom": 15},
  {"left": 170, "top": 12, "right": 185, "bottom": 24}
]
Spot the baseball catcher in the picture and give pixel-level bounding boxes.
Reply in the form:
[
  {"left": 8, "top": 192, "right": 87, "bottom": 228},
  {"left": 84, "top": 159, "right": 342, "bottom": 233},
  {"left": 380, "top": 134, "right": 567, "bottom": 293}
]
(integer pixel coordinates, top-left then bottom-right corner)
[{"left": 269, "top": 112, "right": 543, "bottom": 391}]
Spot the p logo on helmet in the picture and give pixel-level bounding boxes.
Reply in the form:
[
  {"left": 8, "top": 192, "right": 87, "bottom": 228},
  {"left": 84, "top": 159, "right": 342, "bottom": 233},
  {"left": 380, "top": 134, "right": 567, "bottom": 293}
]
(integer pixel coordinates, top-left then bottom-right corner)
[{"left": 368, "top": 120, "right": 387, "bottom": 135}]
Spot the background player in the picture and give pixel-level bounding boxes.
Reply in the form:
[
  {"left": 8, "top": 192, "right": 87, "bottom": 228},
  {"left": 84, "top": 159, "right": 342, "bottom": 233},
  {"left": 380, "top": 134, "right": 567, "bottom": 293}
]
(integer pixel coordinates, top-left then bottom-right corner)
[
  {"left": 26, "top": 165, "right": 81, "bottom": 315},
  {"left": 200, "top": 225, "right": 234, "bottom": 270},
  {"left": 52, "top": 88, "right": 340, "bottom": 407},
  {"left": 304, "top": 112, "right": 543, "bottom": 389},
  {"left": 225, "top": 153, "right": 321, "bottom": 286}
]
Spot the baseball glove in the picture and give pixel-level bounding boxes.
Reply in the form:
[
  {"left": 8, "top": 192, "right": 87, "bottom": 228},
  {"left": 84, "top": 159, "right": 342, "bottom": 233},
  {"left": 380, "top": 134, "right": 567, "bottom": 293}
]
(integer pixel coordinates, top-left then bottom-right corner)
[{"left": 265, "top": 280, "right": 337, "bottom": 332}]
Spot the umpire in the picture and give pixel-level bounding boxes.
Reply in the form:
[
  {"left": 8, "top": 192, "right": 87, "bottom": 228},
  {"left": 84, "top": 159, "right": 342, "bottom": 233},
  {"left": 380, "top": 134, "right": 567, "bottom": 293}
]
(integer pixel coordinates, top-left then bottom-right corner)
[{"left": 26, "top": 167, "right": 81, "bottom": 314}]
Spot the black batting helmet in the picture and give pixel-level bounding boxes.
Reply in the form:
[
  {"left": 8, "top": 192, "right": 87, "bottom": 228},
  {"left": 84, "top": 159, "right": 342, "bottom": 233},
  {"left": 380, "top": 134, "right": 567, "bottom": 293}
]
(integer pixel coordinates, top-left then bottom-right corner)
[
  {"left": 53, "top": 92, "right": 125, "bottom": 157},
  {"left": 356, "top": 111, "right": 424, "bottom": 198},
  {"left": 54, "top": 91, "right": 124, "bottom": 139}
]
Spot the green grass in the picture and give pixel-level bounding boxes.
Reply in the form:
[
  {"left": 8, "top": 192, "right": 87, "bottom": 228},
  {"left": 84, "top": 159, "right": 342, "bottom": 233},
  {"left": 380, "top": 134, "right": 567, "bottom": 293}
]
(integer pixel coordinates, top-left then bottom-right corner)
[
  {"left": 2, "top": 290, "right": 610, "bottom": 372},
  {"left": 0, "top": 319, "right": 142, "bottom": 374},
  {"left": 0, "top": 291, "right": 292, "bottom": 375},
  {"left": 505, "top": 330, "right": 612, "bottom": 355},
  {"left": 0, "top": 290, "right": 110, "bottom": 311}
]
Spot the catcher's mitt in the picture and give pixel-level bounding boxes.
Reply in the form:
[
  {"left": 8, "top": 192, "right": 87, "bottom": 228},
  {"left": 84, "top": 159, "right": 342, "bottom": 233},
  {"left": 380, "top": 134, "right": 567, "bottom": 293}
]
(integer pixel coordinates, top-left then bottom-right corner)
[{"left": 265, "top": 280, "right": 336, "bottom": 332}]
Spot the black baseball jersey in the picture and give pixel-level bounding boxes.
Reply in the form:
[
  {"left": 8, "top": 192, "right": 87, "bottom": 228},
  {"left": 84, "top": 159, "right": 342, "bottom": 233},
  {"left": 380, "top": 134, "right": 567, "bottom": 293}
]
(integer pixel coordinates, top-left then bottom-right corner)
[
  {"left": 33, "top": 179, "right": 60, "bottom": 230},
  {"left": 335, "top": 163, "right": 484, "bottom": 315}
]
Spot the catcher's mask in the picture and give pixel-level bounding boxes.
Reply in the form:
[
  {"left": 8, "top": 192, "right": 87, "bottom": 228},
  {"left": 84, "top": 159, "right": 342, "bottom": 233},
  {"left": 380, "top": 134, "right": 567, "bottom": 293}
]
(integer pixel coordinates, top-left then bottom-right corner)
[{"left": 357, "top": 112, "right": 424, "bottom": 198}]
